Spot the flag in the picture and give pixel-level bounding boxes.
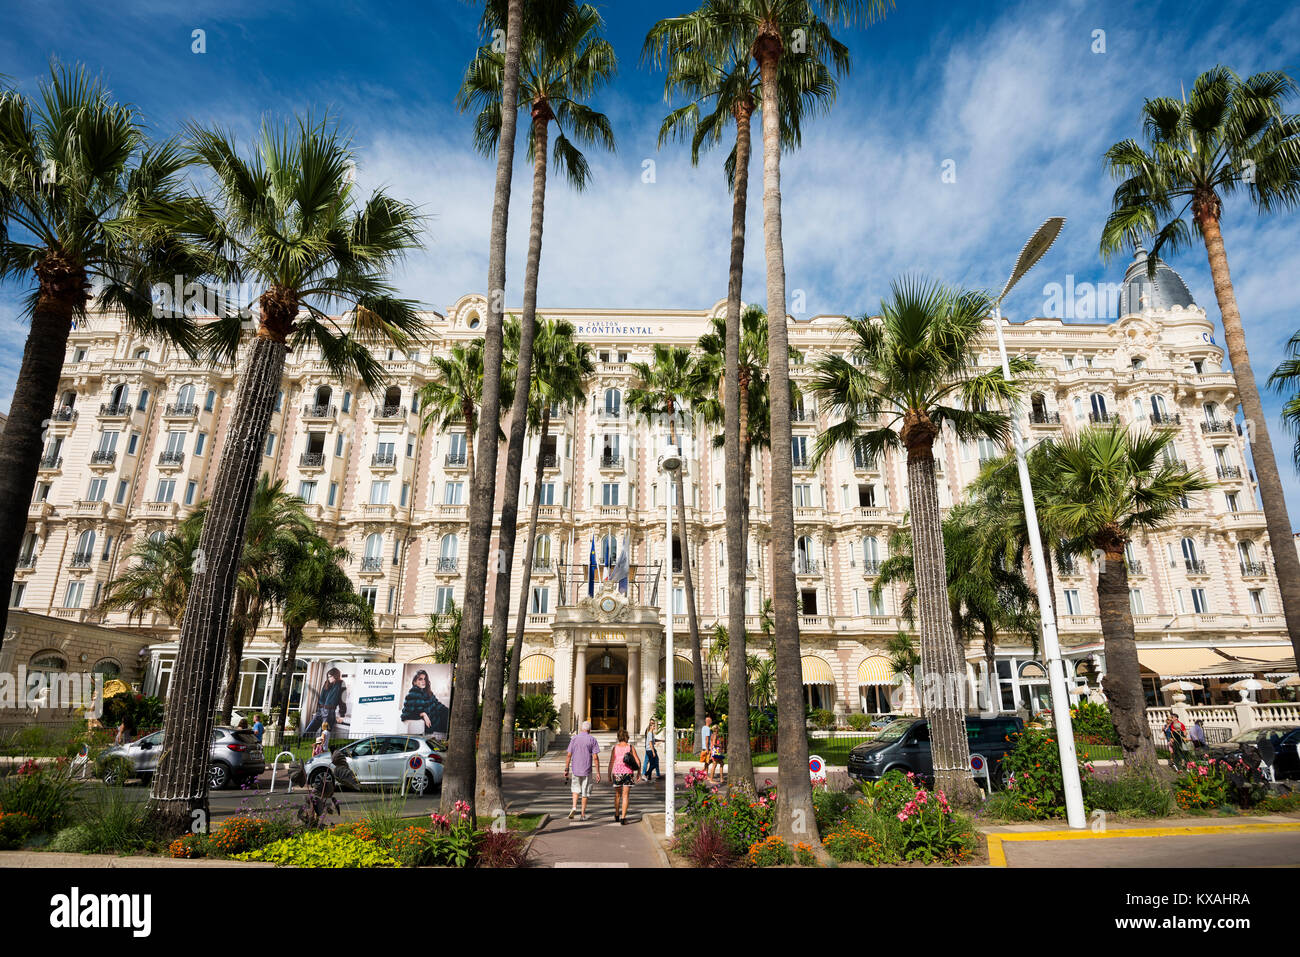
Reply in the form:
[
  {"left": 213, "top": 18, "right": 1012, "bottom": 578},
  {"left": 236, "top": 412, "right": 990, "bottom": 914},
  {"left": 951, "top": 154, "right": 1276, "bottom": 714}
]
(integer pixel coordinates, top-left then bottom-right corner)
[
  {"left": 588, "top": 537, "right": 596, "bottom": 597},
  {"left": 613, "top": 533, "right": 629, "bottom": 595}
]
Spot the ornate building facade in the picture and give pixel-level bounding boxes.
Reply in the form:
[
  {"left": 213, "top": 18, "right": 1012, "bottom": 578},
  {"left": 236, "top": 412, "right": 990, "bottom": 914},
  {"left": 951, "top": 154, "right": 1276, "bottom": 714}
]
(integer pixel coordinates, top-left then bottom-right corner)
[{"left": 11, "top": 250, "right": 1293, "bottom": 730}]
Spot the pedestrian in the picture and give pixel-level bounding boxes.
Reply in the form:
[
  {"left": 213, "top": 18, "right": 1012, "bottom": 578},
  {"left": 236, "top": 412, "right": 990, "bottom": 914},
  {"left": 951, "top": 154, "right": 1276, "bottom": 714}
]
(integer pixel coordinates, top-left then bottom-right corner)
[
  {"left": 1189, "top": 719, "right": 1207, "bottom": 752},
  {"left": 1163, "top": 714, "right": 1188, "bottom": 769},
  {"left": 252, "top": 713, "right": 265, "bottom": 745},
  {"left": 642, "top": 719, "right": 661, "bottom": 783},
  {"left": 708, "top": 729, "right": 725, "bottom": 783},
  {"left": 609, "top": 729, "right": 640, "bottom": 824},
  {"left": 699, "top": 716, "right": 713, "bottom": 769},
  {"left": 114, "top": 720, "right": 129, "bottom": 746},
  {"left": 237, "top": 717, "right": 250, "bottom": 731},
  {"left": 565, "top": 720, "right": 601, "bottom": 821},
  {"left": 312, "top": 721, "right": 331, "bottom": 758}
]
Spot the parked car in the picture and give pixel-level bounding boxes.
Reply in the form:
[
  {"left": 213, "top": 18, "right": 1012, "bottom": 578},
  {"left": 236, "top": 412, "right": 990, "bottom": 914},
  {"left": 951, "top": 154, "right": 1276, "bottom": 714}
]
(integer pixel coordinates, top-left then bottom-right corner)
[
  {"left": 98, "top": 726, "right": 265, "bottom": 790},
  {"left": 1205, "top": 725, "right": 1300, "bottom": 780},
  {"left": 303, "top": 735, "right": 445, "bottom": 794},
  {"left": 847, "top": 716, "right": 1025, "bottom": 785}
]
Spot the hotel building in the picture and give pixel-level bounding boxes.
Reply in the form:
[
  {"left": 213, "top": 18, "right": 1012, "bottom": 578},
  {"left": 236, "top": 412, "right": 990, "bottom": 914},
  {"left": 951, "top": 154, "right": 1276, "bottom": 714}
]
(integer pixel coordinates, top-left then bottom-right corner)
[{"left": 9, "top": 250, "right": 1294, "bottom": 732}]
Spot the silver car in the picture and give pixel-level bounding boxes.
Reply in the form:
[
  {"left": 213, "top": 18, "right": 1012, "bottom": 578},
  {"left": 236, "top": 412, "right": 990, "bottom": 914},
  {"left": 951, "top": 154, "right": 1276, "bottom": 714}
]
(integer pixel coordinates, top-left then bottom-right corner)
[
  {"left": 99, "top": 727, "right": 266, "bottom": 790},
  {"left": 303, "top": 735, "right": 445, "bottom": 795}
]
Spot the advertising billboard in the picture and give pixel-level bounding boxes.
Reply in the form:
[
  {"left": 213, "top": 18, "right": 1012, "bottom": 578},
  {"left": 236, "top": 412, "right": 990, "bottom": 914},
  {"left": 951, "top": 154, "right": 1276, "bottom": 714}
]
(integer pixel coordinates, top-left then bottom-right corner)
[{"left": 300, "top": 661, "right": 451, "bottom": 740}]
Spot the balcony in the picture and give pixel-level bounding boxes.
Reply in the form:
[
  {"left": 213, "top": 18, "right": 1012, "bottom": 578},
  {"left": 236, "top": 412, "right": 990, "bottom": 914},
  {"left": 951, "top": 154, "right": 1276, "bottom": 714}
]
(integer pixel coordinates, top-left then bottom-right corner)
[
  {"left": 437, "top": 503, "right": 467, "bottom": 518},
  {"left": 301, "top": 403, "right": 337, "bottom": 420},
  {"left": 16, "top": 554, "right": 37, "bottom": 570},
  {"left": 1029, "top": 411, "right": 1062, "bottom": 426},
  {"left": 360, "top": 556, "right": 383, "bottom": 573},
  {"left": 144, "top": 501, "right": 178, "bottom": 517},
  {"left": 70, "top": 499, "right": 109, "bottom": 518},
  {"left": 599, "top": 453, "right": 625, "bottom": 470},
  {"left": 69, "top": 551, "right": 94, "bottom": 569},
  {"left": 1150, "top": 412, "right": 1181, "bottom": 428},
  {"left": 1125, "top": 560, "right": 1144, "bottom": 576},
  {"left": 163, "top": 403, "right": 198, "bottom": 419},
  {"left": 90, "top": 450, "right": 117, "bottom": 466},
  {"left": 862, "top": 560, "right": 882, "bottom": 576},
  {"left": 371, "top": 451, "right": 397, "bottom": 468},
  {"left": 796, "top": 559, "right": 821, "bottom": 576},
  {"left": 1201, "top": 420, "right": 1234, "bottom": 435},
  {"left": 158, "top": 451, "right": 185, "bottom": 468},
  {"left": 1088, "top": 411, "right": 1119, "bottom": 424},
  {"left": 540, "top": 452, "right": 559, "bottom": 470},
  {"left": 1172, "top": 559, "right": 1209, "bottom": 575},
  {"left": 792, "top": 457, "right": 813, "bottom": 472},
  {"left": 436, "top": 557, "right": 459, "bottom": 574},
  {"left": 1059, "top": 561, "right": 1081, "bottom": 576},
  {"left": 374, "top": 405, "right": 407, "bottom": 419},
  {"left": 38, "top": 455, "right": 62, "bottom": 471},
  {"left": 1216, "top": 465, "right": 1243, "bottom": 480},
  {"left": 1240, "top": 562, "right": 1268, "bottom": 578},
  {"left": 790, "top": 408, "right": 815, "bottom": 423},
  {"left": 852, "top": 457, "right": 879, "bottom": 472},
  {"left": 299, "top": 452, "right": 325, "bottom": 469},
  {"left": 445, "top": 452, "right": 468, "bottom": 468},
  {"left": 531, "top": 558, "right": 553, "bottom": 573},
  {"left": 98, "top": 403, "right": 132, "bottom": 419},
  {"left": 51, "top": 407, "right": 78, "bottom": 422},
  {"left": 596, "top": 408, "right": 623, "bottom": 422}
]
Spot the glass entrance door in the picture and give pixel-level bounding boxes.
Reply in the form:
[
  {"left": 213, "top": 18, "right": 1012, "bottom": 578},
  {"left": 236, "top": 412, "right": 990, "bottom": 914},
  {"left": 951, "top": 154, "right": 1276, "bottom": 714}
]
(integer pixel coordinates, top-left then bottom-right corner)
[{"left": 588, "top": 681, "right": 623, "bottom": 731}]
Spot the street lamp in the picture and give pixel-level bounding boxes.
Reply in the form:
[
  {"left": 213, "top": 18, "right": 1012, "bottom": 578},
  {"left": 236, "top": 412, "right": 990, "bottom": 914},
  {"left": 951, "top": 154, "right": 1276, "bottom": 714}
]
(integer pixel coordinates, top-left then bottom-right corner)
[
  {"left": 990, "top": 216, "right": 1087, "bottom": 830},
  {"left": 660, "top": 438, "right": 682, "bottom": 838}
]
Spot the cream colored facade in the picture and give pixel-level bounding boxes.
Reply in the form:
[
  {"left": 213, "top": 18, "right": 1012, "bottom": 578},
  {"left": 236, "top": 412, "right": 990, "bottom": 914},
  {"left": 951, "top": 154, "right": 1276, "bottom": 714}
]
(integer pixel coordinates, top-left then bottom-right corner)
[{"left": 11, "top": 258, "right": 1293, "bottom": 728}]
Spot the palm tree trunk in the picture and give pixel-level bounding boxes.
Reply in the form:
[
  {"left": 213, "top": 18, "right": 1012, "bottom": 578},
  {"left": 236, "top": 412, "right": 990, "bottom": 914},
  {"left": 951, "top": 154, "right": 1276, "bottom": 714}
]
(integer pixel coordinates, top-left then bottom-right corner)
[
  {"left": 147, "top": 334, "right": 287, "bottom": 836},
  {"left": 444, "top": 0, "right": 523, "bottom": 815},
  {"left": 274, "top": 626, "right": 304, "bottom": 743},
  {"left": 220, "top": 590, "right": 251, "bottom": 723},
  {"left": 477, "top": 107, "right": 550, "bottom": 817},
  {"left": 504, "top": 415, "right": 551, "bottom": 752},
  {"left": 725, "top": 102, "right": 755, "bottom": 792},
  {"left": 1199, "top": 212, "right": 1300, "bottom": 667},
  {"left": 0, "top": 257, "right": 85, "bottom": 631},
  {"left": 904, "top": 425, "right": 979, "bottom": 805},
  {"left": 755, "top": 34, "right": 817, "bottom": 845},
  {"left": 1096, "top": 540, "right": 1155, "bottom": 767},
  {"left": 673, "top": 467, "right": 706, "bottom": 742},
  {"left": 981, "top": 615, "right": 998, "bottom": 711}
]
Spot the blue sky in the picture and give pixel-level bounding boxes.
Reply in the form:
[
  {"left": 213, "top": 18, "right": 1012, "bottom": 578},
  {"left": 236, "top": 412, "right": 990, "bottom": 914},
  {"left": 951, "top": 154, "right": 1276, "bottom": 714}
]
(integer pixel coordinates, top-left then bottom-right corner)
[{"left": 3, "top": 0, "right": 1300, "bottom": 514}]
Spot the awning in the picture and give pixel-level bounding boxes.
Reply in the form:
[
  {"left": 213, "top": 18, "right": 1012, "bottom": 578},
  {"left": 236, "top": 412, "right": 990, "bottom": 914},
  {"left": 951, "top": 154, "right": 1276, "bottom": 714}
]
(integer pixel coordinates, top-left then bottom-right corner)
[
  {"left": 801, "top": 655, "right": 834, "bottom": 685},
  {"left": 1137, "top": 647, "right": 1242, "bottom": 680},
  {"left": 519, "top": 654, "right": 554, "bottom": 683},
  {"left": 857, "top": 656, "right": 895, "bottom": 685}
]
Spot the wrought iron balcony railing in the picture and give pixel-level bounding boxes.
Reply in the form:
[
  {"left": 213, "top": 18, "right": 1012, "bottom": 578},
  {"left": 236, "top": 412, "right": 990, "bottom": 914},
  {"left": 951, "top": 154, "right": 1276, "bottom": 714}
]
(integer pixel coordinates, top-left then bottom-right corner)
[
  {"left": 371, "top": 451, "right": 396, "bottom": 467},
  {"left": 360, "top": 556, "right": 383, "bottom": 572},
  {"left": 90, "top": 450, "right": 117, "bottom": 465},
  {"left": 300, "top": 452, "right": 325, "bottom": 468},
  {"left": 158, "top": 451, "right": 184, "bottom": 466},
  {"left": 302, "top": 404, "right": 337, "bottom": 418},
  {"left": 70, "top": 551, "right": 94, "bottom": 568},
  {"left": 164, "top": 403, "right": 198, "bottom": 417},
  {"left": 1217, "top": 465, "right": 1243, "bottom": 480},
  {"left": 38, "top": 455, "right": 62, "bottom": 470},
  {"left": 99, "top": 403, "right": 131, "bottom": 417},
  {"left": 1240, "top": 561, "right": 1268, "bottom": 577},
  {"left": 436, "top": 557, "right": 459, "bottom": 573},
  {"left": 445, "top": 452, "right": 467, "bottom": 467},
  {"left": 1201, "top": 420, "right": 1234, "bottom": 434}
]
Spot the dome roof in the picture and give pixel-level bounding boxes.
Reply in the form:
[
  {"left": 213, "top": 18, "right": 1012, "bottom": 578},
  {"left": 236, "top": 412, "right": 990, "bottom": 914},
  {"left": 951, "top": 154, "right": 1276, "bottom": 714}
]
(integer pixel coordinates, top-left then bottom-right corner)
[{"left": 1120, "top": 246, "right": 1196, "bottom": 314}]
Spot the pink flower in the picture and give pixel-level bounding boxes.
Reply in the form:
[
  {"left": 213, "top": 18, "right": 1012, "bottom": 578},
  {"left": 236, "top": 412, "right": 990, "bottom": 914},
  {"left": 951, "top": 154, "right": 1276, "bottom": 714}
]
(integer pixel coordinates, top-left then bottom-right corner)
[{"left": 897, "top": 811, "right": 909, "bottom": 822}]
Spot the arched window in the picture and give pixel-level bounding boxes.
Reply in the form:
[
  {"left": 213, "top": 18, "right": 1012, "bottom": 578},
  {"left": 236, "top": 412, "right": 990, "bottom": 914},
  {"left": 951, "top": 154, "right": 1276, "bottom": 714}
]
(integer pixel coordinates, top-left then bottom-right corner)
[
  {"left": 440, "top": 534, "right": 459, "bottom": 559},
  {"left": 176, "top": 384, "right": 195, "bottom": 408},
  {"left": 1151, "top": 394, "right": 1169, "bottom": 419},
  {"left": 600, "top": 534, "right": 618, "bottom": 567},
  {"left": 92, "top": 658, "right": 121, "bottom": 678},
  {"left": 466, "top": 312, "right": 481, "bottom": 330},
  {"left": 110, "top": 383, "right": 129, "bottom": 408},
  {"left": 383, "top": 386, "right": 402, "bottom": 409},
  {"left": 535, "top": 534, "right": 552, "bottom": 564},
  {"left": 1089, "top": 393, "right": 1108, "bottom": 421},
  {"left": 314, "top": 385, "right": 332, "bottom": 407},
  {"left": 133, "top": 347, "right": 150, "bottom": 360},
  {"left": 1181, "top": 537, "right": 1198, "bottom": 562},
  {"left": 364, "top": 533, "right": 383, "bottom": 558},
  {"left": 604, "top": 388, "right": 621, "bottom": 417},
  {"left": 59, "top": 390, "right": 76, "bottom": 410},
  {"left": 796, "top": 536, "right": 814, "bottom": 573},
  {"left": 236, "top": 659, "right": 269, "bottom": 709},
  {"left": 862, "top": 535, "right": 880, "bottom": 571},
  {"left": 1238, "top": 541, "right": 1256, "bottom": 565},
  {"left": 1030, "top": 392, "right": 1046, "bottom": 418},
  {"left": 136, "top": 388, "right": 149, "bottom": 411},
  {"left": 29, "top": 651, "right": 66, "bottom": 674},
  {"left": 75, "top": 529, "right": 96, "bottom": 558}
]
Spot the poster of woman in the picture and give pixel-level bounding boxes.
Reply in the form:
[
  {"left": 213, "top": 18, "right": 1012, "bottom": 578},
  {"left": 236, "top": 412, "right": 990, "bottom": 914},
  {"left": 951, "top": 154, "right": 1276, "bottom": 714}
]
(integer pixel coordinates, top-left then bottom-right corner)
[
  {"left": 301, "top": 664, "right": 351, "bottom": 738},
  {"left": 400, "top": 664, "right": 451, "bottom": 739}
]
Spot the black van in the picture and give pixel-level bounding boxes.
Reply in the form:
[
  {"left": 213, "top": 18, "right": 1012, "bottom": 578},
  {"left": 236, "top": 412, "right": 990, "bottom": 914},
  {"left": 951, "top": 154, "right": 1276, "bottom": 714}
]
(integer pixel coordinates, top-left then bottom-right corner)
[{"left": 846, "top": 716, "right": 1024, "bottom": 785}]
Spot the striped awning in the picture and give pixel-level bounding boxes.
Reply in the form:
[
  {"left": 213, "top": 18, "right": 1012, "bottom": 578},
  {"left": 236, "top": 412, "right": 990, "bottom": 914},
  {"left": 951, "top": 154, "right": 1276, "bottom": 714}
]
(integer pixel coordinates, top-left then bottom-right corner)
[
  {"left": 1137, "top": 647, "right": 1232, "bottom": 680},
  {"left": 801, "top": 655, "right": 834, "bottom": 685},
  {"left": 856, "top": 656, "right": 894, "bottom": 685},
  {"left": 519, "top": 654, "right": 554, "bottom": 683}
]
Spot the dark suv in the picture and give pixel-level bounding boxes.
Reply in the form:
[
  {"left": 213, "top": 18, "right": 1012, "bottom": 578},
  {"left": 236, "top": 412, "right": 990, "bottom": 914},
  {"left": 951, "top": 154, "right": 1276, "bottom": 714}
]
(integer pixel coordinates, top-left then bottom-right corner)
[
  {"left": 98, "top": 726, "right": 265, "bottom": 790},
  {"left": 847, "top": 716, "right": 1024, "bottom": 785}
]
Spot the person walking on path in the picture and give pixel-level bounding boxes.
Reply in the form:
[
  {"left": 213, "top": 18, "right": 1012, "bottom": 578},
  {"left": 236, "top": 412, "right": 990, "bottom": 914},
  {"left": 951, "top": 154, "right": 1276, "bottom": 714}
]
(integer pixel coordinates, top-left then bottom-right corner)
[
  {"left": 610, "top": 729, "right": 641, "bottom": 824},
  {"left": 1189, "top": 719, "right": 1207, "bottom": 753},
  {"left": 252, "top": 713, "right": 265, "bottom": 745},
  {"left": 565, "top": 720, "right": 601, "bottom": 821},
  {"left": 708, "top": 730, "right": 725, "bottom": 783},
  {"left": 699, "top": 716, "right": 713, "bottom": 770},
  {"left": 641, "top": 719, "right": 661, "bottom": 783},
  {"left": 1163, "top": 714, "right": 1188, "bottom": 770}
]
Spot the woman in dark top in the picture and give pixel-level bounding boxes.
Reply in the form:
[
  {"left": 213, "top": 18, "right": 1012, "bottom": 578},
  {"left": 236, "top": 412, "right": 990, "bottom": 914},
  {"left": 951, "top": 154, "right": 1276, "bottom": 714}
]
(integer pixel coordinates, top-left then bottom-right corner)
[
  {"left": 304, "top": 668, "right": 347, "bottom": 735},
  {"left": 401, "top": 670, "right": 441, "bottom": 734}
]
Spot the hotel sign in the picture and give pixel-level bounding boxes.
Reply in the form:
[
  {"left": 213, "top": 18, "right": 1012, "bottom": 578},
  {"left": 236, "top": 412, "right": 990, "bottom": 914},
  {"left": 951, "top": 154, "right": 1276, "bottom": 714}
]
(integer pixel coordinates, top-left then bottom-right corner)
[{"left": 574, "top": 322, "right": 655, "bottom": 337}]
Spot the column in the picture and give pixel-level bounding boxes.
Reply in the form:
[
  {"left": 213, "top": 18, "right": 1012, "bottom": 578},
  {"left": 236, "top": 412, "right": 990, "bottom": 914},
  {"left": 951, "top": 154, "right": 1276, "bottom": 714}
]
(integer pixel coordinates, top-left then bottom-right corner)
[
  {"left": 627, "top": 639, "right": 641, "bottom": 733},
  {"left": 640, "top": 631, "right": 661, "bottom": 738},
  {"left": 554, "top": 631, "right": 574, "bottom": 732},
  {"left": 572, "top": 636, "right": 588, "bottom": 731}
]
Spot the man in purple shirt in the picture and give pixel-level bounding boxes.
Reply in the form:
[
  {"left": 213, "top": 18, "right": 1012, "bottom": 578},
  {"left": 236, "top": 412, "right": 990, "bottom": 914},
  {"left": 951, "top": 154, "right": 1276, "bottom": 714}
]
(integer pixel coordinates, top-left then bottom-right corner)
[{"left": 565, "top": 720, "right": 601, "bottom": 821}]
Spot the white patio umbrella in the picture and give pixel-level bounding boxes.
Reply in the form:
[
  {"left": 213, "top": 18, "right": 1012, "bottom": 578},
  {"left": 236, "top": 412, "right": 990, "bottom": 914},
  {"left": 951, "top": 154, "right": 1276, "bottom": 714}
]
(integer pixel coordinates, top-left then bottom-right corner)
[
  {"left": 1160, "top": 680, "right": 1201, "bottom": 704},
  {"left": 1229, "top": 677, "right": 1278, "bottom": 701},
  {"left": 1277, "top": 675, "right": 1300, "bottom": 688}
]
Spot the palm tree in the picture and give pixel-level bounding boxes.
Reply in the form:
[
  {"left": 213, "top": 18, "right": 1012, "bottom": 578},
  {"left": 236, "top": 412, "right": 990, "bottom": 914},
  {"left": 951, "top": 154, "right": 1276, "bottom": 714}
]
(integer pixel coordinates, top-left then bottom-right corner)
[
  {"left": 461, "top": 0, "right": 617, "bottom": 815},
  {"left": 417, "top": 342, "right": 500, "bottom": 485},
  {"left": 883, "top": 630, "right": 920, "bottom": 712},
  {"left": 502, "top": 316, "right": 593, "bottom": 749},
  {"left": 0, "top": 65, "right": 205, "bottom": 633},
  {"left": 1101, "top": 66, "right": 1300, "bottom": 668},
  {"left": 143, "top": 116, "right": 425, "bottom": 835},
  {"left": 1037, "top": 424, "right": 1209, "bottom": 768},
  {"left": 811, "top": 277, "right": 1027, "bottom": 804},
  {"left": 99, "top": 518, "right": 204, "bottom": 628},
  {"left": 219, "top": 477, "right": 314, "bottom": 723},
  {"left": 444, "top": 0, "right": 526, "bottom": 815},
  {"left": 271, "top": 537, "right": 378, "bottom": 742},
  {"left": 628, "top": 343, "right": 708, "bottom": 745}
]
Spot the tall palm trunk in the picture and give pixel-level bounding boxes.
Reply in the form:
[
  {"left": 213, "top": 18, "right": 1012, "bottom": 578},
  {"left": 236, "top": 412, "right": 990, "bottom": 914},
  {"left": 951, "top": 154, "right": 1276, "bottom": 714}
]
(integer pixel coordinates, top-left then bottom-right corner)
[
  {"left": 503, "top": 409, "right": 552, "bottom": 751},
  {"left": 725, "top": 101, "right": 755, "bottom": 792},
  {"left": 755, "top": 33, "right": 816, "bottom": 844},
  {"left": 274, "top": 626, "right": 305, "bottom": 743},
  {"left": 903, "top": 417, "right": 978, "bottom": 805},
  {"left": 0, "top": 256, "right": 85, "bottom": 629},
  {"left": 1095, "top": 537, "right": 1155, "bottom": 766},
  {"left": 671, "top": 435, "right": 706, "bottom": 742},
  {"left": 1198, "top": 209, "right": 1300, "bottom": 667},
  {"left": 148, "top": 331, "right": 288, "bottom": 835},
  {"left": 980, "top": 615, "right": 998, "bottom": 711},
  {"left": 478, "top": 105, "right": 550, "bottom": 816},
  {"left": 463, "top": 398, "right": 477, "bottom": 488},
  {"left": 444, "top": 0, "right": 523, "bottom": 815},
  {"left": 221, "top": 590, "right": 253, "bottom": 723}
]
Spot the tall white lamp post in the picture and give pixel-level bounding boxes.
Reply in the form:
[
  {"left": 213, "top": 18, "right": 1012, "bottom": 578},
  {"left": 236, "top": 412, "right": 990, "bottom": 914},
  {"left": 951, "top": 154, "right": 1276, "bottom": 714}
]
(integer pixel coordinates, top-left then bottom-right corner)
[
  {"left": 660, "top": 438, "right": 682, "bottom": 838},
  {"left": 990, "top": 216, "right": 1086, "bottom": 830}
]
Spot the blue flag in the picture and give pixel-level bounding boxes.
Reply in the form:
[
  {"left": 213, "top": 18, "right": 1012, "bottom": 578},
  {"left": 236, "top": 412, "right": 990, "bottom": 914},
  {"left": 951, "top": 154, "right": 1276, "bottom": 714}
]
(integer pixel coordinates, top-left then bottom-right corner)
[{"left": 588, "top": 537, "right": 597, "bottom": 597}]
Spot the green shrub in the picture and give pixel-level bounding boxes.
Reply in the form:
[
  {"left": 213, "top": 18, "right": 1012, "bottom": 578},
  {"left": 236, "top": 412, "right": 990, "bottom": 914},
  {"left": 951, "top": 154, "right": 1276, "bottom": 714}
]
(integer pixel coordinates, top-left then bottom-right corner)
[
  {"left": 822, "top": 822, "right": 889, "bottom": 864},
  {"left": 238, "top": 830, "right": 399, "bottom": 867},
  {"left": 812, "top": 786, "right": 854, "bottom": 831},
  {"left": 1173, "top": 757, "right": 1270, "bottom": 812},
  {"left": 1256, "top": 791, "right": 1300, "bottom": 814},
  {"left": 1069, "top": 701, "right": 1119, "bottom": 745},
  {"left": 514, "top": 693, "right": 559, "bottom": 731},
  {"left": 808, "top": 709, "right": 835, "bottom": 730},
  {"left": 0, "top": 762, "right": 79, "bottom": 833},
  {"left": 48, "top": 824, "right": 96, "bottom": 853},
  {"left": 0, "top": 811, "right": 36, "bottom": 849},
  {"left": 1000, "top": 729, "right": 1095, "bottom": 820},
  {"left": 1086, "top": 772, "right": 1174, "bottom": 817},
  {"left": 72, "top": 786, "right": 157, "bottom": 854},
  {"left": 847, "top": 714, "right": 873, "bottom": 732},
  {"left": 747, "top": 835, "right": 793, "bottom": 866},
  {"left": 94, "top": 755, "right": 135, "bottom": 786},
  {"left": 822, "top": 773, "right": 976, "bottom": 864}
]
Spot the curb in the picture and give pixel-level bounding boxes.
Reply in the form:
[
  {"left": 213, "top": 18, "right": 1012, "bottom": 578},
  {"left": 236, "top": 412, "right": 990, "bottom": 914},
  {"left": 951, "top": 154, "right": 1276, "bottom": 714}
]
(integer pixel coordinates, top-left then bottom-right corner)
[
  {"left": 641, "top": 813, "right": 671, "bottom": 869},
  {"left": 984, "top": 819, "right": 1300, "bottom": 867},
  {"left": 522, "top": 813, "right": 550, "bottom": 863}
]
